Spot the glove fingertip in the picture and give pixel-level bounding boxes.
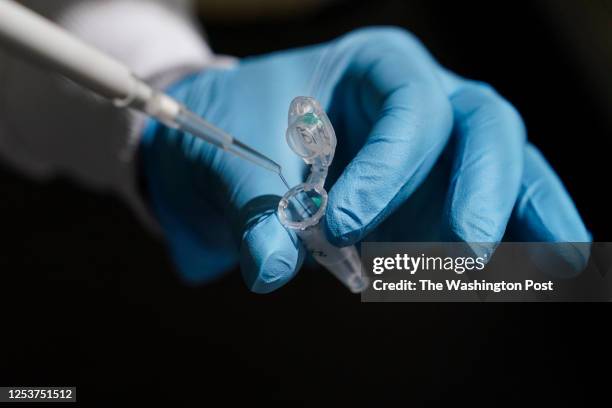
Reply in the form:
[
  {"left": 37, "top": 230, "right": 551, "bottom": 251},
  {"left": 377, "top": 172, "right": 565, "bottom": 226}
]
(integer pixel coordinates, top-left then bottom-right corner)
[
  {"left": 324, "top": 210, "right": 360, "bottom": 247},
  {"left": 240, "top": 214, "right": 304, "bottom": 294},
  {"left": 324, "top": 190, "right": 368, "bottom": 247},
  {"left": 512, "top": 144, "right": 591, "bottom": 243}
]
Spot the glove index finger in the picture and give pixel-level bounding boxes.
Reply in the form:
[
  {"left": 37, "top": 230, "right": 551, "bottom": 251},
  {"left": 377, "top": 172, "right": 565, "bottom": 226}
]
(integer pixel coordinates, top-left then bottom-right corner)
[{"left": 324, "top": 32, "right": 453, "bottom": 245}]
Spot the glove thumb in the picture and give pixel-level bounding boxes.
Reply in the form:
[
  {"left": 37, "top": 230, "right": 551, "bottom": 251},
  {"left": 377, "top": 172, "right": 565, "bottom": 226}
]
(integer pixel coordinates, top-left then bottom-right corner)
[{"left": 240, "top": 209, "right": 305, "bottom": 294}]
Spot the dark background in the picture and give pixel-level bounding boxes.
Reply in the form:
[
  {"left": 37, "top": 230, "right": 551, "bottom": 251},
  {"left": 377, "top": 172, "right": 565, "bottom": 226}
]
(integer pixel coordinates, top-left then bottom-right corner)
[{"left": 0, "top": 0, "right": 610, "bottom": 406}]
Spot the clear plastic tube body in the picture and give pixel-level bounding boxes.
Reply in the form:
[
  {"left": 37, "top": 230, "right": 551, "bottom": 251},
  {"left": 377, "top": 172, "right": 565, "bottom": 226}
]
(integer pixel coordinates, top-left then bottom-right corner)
[
  {"left": 300, "top": 226, "right": 368, "bottom": 293},
  {"left": 278, "top": 97, "right": 369, "bottom": 293},
  {"left": 278, "top": 183, "right": 369, "bottom": 293}
]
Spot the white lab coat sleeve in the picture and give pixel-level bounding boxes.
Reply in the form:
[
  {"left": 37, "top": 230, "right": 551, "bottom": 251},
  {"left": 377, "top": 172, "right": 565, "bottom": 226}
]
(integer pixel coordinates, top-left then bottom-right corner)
[{"left": 0, "top": 0, "right": 233, "bottom": 228}]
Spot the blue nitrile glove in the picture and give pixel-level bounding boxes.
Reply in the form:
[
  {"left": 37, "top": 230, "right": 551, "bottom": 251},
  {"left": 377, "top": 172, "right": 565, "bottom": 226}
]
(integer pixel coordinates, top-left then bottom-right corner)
[{"left": 140, "top": 27, "right": 590, "bottom": 293}]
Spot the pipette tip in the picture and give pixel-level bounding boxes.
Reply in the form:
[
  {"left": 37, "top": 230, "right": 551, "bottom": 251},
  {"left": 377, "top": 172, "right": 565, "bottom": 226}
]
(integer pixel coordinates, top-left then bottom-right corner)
[{"left": 279, "top": 172, "right": 291, "bottom": 191}]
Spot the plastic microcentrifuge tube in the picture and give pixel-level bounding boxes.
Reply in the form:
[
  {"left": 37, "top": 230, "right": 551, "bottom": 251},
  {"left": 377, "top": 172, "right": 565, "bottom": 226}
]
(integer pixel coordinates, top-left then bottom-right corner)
[{"left": 277, "top": 97, "right": 369, "bottom": 293}]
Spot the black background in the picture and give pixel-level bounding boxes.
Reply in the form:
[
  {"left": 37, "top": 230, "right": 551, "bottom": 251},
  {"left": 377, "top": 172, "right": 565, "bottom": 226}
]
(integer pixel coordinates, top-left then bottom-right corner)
[{"left": 0, "top": 0, "right": 610, "bottom": 406}]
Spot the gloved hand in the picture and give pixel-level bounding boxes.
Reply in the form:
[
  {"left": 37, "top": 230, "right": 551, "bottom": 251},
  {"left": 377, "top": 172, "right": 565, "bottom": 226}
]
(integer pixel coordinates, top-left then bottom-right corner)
[{"left": 140, "top": 27, "right": 590, "bottom": 293}]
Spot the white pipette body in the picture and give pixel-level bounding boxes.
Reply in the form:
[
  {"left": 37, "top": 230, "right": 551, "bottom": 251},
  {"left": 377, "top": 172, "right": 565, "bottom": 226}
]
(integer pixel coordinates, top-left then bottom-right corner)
[{"left": 0, "top": 0, "right": 282, "bottom": 175}]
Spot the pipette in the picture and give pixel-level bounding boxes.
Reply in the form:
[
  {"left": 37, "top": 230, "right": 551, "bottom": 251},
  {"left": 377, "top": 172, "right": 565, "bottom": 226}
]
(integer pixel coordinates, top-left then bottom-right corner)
[{"left": 0, "top": 0, "right": 285, "bottom": 181}]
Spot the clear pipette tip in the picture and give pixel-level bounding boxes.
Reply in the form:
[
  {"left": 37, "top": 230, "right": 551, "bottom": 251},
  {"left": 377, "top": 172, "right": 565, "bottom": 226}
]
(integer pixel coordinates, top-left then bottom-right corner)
[{"left": 173, "top": 107, "right": 289, "bottom": 190}]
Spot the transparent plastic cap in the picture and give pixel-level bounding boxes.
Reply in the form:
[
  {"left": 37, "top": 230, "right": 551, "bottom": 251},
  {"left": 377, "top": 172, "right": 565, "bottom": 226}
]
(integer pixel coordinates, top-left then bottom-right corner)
[{"left": 286, "top": 96, "right": 336, "bottom": 166}]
